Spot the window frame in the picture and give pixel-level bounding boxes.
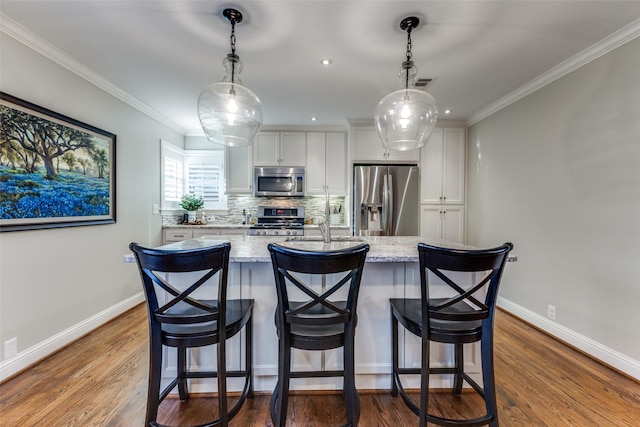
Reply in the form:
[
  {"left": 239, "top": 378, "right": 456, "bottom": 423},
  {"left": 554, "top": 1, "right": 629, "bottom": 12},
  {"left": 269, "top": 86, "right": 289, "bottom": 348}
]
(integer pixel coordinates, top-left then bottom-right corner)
[{"left": 160, "top": 140, "right": 227, "bottom": 212}]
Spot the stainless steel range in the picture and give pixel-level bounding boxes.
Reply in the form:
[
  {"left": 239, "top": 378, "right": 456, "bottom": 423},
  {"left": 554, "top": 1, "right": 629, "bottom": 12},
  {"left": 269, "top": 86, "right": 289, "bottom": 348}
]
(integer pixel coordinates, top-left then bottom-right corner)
[{"left": 248, "top": 206, "right": 305, "bottom": 236}]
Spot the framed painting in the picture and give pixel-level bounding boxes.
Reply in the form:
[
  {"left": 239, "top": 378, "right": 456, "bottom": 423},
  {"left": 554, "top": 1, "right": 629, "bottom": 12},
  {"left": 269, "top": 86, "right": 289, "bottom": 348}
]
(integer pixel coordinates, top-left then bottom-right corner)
[{"left": 0, "top": 92, "right": 116, "bottom": 231}]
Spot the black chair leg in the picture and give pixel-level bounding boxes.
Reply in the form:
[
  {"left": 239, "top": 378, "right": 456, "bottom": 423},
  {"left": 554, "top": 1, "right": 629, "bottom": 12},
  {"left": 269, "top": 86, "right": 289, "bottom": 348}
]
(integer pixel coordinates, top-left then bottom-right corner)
[
  {"left": 419, "top": 335, "right": 429, "bottom": 427},
  {"left": 246, "top": 317, "right": 254, "bottom": 398},
  {"left": 146, "top": 337, "right": 163, "bottom": 426},
  {"left": 217, "top": 340, "right": 228, "bottom": 427},
  {"left": 177, "top": 347, "right": 189, "bottom": 401},
  {"left": 270, "top": 344, "right": 291, "bottom": 427},
  {"left": 344, "top": 331, "right": 360, "bottom": 426},
  {"left": 453, "top": 342, "right": 464, "bottom": 395},
  {"left": 391, "top": 313, "right": 399, "bottom": 396},
  {"left": 481, "top": 335, "right": 499, "bottom": 427}
]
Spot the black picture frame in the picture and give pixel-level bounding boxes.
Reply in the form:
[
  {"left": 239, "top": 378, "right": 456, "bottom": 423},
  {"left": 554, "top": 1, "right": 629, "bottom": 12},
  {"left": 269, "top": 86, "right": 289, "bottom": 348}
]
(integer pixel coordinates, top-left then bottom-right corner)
[{"left": 0, "top": 92, "right": 116, "bottom": 232}]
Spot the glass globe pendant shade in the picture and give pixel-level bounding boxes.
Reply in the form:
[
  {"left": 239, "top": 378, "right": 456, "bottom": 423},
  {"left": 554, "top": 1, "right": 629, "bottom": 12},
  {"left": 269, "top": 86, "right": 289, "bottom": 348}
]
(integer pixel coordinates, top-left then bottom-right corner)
[
  {"left": 375, "top": 62, "right": 438, "bottom": 151},
  {"left": 198, "top": 54, "right": 263, "bottom": 147}
]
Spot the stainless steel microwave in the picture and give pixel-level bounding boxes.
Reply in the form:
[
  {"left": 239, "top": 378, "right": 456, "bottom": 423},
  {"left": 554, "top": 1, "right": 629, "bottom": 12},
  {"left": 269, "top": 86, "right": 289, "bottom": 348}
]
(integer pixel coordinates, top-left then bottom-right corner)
[{"left": 253, "top": 167, "right": 305, "bottom": 197}]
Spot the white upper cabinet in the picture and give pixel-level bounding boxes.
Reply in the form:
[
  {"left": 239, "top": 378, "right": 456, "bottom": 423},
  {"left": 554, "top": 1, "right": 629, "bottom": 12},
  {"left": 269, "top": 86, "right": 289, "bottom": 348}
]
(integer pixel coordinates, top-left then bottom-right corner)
[
  {"left": 350, "top": 125, "right": 419, "bottom": 162},
  {"left": 306, "top": 132, "right": 347, "bottom": 195},
  {"left": 420, "top": 128, "right": 466, "bottom": 205},
  {"left": 253, "top": 131, "right": 306, "bottom": 166},
  {"left": 225, "top": 145, "right": 253, "bottom": 193}
]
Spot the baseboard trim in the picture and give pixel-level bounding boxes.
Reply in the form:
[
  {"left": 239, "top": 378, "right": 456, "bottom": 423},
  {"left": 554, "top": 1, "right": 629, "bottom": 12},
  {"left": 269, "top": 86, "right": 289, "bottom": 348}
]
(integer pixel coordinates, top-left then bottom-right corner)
[
  {"left": 497, "top": 297, "right": 640, "bottom": 381},
  {"left": 0, "top": 293, "right": 144, "bottom": 382}
]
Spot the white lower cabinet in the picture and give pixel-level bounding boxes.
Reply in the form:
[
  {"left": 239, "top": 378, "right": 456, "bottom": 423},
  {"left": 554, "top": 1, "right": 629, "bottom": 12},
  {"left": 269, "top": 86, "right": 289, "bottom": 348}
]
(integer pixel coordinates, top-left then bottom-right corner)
[
  {"left": 163, "top": 228, "right": 247, "bottom": 244},
  {"left": 420, "top": 205, "right": 465, "bottom": 243},
  {"left": 163, "top": 229, "right": 194, "bottom": 243}
]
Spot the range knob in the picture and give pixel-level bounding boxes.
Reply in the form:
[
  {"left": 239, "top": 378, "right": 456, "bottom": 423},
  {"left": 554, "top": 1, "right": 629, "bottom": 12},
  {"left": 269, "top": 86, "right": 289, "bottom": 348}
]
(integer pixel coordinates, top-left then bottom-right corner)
[
  {"left": 286, "top": 230, "right": 292, "bottom": 235},
  {"left": 273, "top": 230, "right": 279, "bottom": 235}
]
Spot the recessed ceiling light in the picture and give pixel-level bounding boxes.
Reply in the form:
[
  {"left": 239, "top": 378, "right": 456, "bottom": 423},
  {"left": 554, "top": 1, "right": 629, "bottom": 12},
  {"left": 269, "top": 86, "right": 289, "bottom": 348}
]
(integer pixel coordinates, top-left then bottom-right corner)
[
  {"left": 311, "top": 117, "right": 318, "bottom": 121},
  {"left": 444, "top": 109, "right": 452, "bottom": 115},
  {"left": 320, "top": 58, "right": 332, "bottom": 66}
]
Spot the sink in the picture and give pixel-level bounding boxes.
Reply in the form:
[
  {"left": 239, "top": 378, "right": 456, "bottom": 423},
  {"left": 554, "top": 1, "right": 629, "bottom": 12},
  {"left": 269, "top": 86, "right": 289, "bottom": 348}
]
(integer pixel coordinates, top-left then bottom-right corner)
[{"left": 285, "top": 236, "right": 365, "bottom": 242}]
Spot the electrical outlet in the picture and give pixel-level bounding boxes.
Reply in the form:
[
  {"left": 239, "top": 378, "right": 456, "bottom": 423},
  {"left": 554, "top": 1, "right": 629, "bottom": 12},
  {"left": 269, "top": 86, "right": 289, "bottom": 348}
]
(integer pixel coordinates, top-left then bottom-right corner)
[
  {"left": 547, "top": 304, "right": 556, "bottom": 320},
  {"left": 152, "top": 204, "right": 160, "bottom": 215},
  {"left": 4, "top": 337, "right": 17, "bottom": 359}
]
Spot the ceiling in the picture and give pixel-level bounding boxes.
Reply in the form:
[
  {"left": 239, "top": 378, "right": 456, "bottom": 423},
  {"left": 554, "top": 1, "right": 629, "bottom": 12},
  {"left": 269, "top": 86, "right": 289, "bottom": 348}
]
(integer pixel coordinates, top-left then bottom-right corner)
[{"left": 2, "top": 1, "right": 640, "bottom": 134}]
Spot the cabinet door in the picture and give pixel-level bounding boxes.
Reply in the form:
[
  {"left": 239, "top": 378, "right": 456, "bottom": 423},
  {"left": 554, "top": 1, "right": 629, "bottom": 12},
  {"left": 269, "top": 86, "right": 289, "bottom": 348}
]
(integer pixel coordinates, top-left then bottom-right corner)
[
  {"left": 419, "top": 204, "right": 465, "bottom": 243},
  {"left": 441, "top": 205, "right": 465, "bottom": 243},
  {"left": 419, "top": 205, "right": 443, "bottom": 240},
  {"left": 280, "top": 132, "right": 306, "bottom": 166},
  {"left": 351, "top": 127, "right": 387, "bottom": 161},
  {"left": 225, "top": 145, "right": 253, "bottom": 193},
  {"left": 305, "top": 132, "right": 326, "bottom": 194},
  {"left": 351, "top": 125, "right": 419, "bottom": 162},
  {"left": 253, "top": 132, "right": 279, "bottom": 165},
  {"left": 420, "top": 129, "right": 444, "bottom": 204},
  {"left": 325, "top": 132, "right": 347, "bottom": 195},
  {"left": 442, "top": 128, "right": 466, "bottom": 205}
]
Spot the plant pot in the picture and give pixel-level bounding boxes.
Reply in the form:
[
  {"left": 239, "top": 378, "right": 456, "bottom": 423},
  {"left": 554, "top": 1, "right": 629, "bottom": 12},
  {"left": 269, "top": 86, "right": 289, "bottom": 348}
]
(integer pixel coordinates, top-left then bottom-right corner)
[{"left": 188, "top": 211, "right": 196, "bottom": 223}]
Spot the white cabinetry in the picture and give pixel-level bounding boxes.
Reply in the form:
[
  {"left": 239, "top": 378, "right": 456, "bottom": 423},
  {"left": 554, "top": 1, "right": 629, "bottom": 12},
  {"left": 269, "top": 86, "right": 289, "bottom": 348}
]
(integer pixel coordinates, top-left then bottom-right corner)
[
  {"left": 305, "top": 132, "right": 347, "bottom": 195},
  {"left": 420, "top": 128, "right": 465, "bottom": 205},
  {"left": 163, "top": 229, "right": 194, "bottom": 243},
  {"left": 419, "top": 127, "right": 466, "bottom": 243},
  {"left": 350, "top": 125, "right": 419, "bottom": 162},
  {"left": 253, "top": 132, "right": 306, "bottom": 166},
  {"left": 419, "top": 205, "right": 465, "bottom": 243},
  {"left": 163, "top": 228, "right": 247, "bottom": 244},
  {"left": 225, "top": 145, "right": 253, "bottom": 194}
]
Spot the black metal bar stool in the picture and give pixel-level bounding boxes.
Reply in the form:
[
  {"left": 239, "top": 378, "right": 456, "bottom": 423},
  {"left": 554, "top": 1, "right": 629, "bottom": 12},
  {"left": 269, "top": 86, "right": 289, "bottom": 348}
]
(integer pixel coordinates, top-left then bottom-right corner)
[
  {"left": 390, "top": 242, "right": 513, "bottom": 427},
  {"left": 267, "top": 242, "right": 370, "bottom": 427},
  {"left": 129, "top": 242, "right": 253, "bottom": 427}
]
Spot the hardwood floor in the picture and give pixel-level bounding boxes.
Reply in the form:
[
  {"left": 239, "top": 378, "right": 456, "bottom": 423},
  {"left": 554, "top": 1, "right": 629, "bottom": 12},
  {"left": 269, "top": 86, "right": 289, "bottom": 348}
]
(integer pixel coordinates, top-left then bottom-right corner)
[{"left": 1, "top": 304, "right": 639, "bottom": 426}]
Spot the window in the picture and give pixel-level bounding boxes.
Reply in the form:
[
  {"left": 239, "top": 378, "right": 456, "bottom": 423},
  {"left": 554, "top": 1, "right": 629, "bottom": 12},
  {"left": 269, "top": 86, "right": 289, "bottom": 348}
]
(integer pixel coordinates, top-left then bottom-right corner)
[{"left": 161, "top": 141, "right": 227, "bottom": 211}]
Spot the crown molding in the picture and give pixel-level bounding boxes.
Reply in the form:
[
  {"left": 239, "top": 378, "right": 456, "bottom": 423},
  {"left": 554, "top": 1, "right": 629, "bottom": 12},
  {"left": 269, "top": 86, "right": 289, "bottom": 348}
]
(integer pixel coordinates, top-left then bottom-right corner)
[
  {"left": 0, "top": 13, "right": 186, "bottom": 135},
  {"left": 467, "top": 18, "right": 640, "bottom": 126}
]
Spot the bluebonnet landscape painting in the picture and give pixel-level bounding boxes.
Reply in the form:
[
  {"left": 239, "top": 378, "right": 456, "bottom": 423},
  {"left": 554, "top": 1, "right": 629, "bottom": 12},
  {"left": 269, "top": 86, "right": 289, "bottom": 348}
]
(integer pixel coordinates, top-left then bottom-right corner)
[{"left": 0, "top": 93, "right": 116, "bottom": 231}]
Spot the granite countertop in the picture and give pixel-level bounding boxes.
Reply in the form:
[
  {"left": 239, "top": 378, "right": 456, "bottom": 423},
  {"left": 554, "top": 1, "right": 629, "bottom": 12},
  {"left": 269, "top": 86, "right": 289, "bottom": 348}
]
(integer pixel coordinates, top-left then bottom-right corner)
[{"left": 133, "top": 235, "right": 476, "bottom": 263}]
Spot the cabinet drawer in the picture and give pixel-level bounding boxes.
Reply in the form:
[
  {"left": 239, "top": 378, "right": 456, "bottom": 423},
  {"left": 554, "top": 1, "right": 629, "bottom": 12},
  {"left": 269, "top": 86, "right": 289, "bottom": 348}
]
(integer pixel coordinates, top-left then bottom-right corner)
[{"left": 163, "top": 230, "right": 194, "bottom": 243}]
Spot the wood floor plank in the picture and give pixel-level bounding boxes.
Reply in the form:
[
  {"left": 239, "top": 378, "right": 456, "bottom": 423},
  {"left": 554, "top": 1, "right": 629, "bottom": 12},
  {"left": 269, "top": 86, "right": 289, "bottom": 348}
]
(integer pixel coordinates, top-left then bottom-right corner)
[{"left": 1, "top": 305, "right": 639, "bottom": 426}]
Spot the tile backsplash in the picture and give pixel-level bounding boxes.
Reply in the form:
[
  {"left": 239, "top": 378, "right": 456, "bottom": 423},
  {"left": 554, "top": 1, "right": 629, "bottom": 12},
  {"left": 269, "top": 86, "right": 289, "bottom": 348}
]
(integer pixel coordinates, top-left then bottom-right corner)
[{"left": 163, "top": 195, "right": 347, "bottom": 226}]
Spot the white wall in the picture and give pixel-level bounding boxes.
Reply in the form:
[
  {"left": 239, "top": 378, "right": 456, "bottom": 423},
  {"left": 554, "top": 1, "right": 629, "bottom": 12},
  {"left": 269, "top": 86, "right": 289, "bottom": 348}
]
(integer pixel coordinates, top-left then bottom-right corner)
[
  {"left": 467, "top": 37, "right": 640, "bottom": 368},
  {"left": 0, "top": 33, "right": 183, "bottom": 378}
]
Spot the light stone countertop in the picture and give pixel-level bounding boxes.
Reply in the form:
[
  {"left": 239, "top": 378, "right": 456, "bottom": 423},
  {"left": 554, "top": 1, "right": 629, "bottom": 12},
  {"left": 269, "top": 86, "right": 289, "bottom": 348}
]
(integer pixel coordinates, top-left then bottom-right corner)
[{"left": 146, "top": 235, "right": 478, "bottom": 263}]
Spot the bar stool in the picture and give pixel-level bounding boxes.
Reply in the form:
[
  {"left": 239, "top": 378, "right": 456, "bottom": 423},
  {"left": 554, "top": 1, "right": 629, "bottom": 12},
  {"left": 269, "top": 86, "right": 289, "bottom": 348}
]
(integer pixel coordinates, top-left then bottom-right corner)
[
  {"left": 390, "top": 242, "right": 513, "bottom": 427},
  {"left": 129, "top": 242, "right": 253, "bottom": 427},
  {"left": 267, "top": 242, "right": 370, "bottom": 427}
]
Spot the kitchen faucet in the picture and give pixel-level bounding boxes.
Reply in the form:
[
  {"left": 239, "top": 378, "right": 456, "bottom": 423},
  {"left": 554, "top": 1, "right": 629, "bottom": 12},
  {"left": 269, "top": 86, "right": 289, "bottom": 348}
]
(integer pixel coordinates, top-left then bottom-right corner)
[{"left": 319, "top": 190, "right": 331, "bottom": 243}]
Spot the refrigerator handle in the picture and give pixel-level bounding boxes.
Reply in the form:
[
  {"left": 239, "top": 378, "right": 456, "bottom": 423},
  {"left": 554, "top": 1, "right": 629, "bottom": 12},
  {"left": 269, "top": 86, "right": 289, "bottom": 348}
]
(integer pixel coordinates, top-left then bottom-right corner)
[
  {"left": 386, "top": 173, "right": 394, "bottom": 235},
  {"left": 382, "top": 174, "right": 388, "bottom": 234}
]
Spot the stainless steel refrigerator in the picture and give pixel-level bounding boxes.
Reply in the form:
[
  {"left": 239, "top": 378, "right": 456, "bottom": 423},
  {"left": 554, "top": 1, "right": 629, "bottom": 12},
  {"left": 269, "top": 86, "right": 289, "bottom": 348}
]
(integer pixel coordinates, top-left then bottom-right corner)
[{"left": 353, "top": 164, "right": 419, "bottom": 236}]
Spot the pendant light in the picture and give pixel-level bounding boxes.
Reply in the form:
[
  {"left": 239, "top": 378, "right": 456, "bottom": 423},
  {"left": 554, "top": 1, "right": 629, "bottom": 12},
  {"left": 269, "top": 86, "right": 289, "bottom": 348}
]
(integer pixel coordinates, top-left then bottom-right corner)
[
  {"left": 374, "top": 16, "right": 438, "bottom": 151},
  {"left": 198, "top": 8, "right": 263, "bottom": 146}
]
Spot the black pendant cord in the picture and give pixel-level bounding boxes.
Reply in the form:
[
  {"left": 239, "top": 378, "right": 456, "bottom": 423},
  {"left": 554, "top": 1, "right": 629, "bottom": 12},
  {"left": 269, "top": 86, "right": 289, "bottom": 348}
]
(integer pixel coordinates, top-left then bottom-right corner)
[
  {"left": 230, "top": 21, "right": 237, "bottom": 84},
  {"left": 405, "top": 28, "right": 413, "bottom": 90}
]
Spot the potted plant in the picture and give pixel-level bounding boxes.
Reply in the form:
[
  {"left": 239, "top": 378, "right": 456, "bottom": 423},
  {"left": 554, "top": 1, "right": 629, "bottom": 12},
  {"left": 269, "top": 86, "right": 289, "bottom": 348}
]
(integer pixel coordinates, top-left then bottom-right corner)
[{"left": 180, "top": 193, "right": 204, "bottom": 223}]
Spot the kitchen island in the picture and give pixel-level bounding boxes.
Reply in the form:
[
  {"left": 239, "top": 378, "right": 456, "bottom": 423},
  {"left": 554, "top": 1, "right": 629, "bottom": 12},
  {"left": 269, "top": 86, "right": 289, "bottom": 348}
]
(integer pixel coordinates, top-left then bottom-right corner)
[{"left": 135, "top": 235, "right": 506, "bottom": 393}]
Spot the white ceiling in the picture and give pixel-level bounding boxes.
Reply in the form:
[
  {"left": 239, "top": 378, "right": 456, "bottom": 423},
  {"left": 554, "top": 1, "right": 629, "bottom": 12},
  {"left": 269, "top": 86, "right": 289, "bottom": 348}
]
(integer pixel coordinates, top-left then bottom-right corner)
[{"left": 2, "top": 1, "right": 640, "bottom": 134}]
